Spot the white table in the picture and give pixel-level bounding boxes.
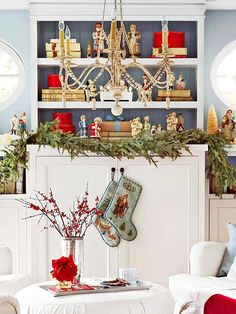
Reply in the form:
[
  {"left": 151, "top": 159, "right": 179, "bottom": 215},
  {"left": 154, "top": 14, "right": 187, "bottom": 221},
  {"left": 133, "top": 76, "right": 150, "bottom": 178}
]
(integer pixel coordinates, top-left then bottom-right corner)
[{"left": 16, "top": 280, "right": 174, "bottom": 314}]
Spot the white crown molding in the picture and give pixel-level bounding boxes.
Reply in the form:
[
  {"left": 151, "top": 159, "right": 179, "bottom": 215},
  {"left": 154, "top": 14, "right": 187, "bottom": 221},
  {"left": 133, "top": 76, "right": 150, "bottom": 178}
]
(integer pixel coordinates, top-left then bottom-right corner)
[
  {"left": 1, "top": 0, "right": 236, "bottom": 11},
  {"left": 29, "top": 2, "right": 207, "bottom": 18}
]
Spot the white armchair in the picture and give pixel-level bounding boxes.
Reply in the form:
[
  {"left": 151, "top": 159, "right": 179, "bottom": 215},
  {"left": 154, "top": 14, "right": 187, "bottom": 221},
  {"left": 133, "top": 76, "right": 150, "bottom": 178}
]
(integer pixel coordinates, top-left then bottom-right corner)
[
  {"left": 169, "top": 241, "right": 236, "bottom": 301},
  {"left": 0, "top": 295, "right": 19, "bottom": 314},
  {"left": 0, "top": 245, "right": 30, "bottom": 295}
]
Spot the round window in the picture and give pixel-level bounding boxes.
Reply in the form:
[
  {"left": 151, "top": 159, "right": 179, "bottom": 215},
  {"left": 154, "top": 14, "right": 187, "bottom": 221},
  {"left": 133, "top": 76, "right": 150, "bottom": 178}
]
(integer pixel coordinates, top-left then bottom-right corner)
[
  {"left": 211, "top": 40, "right": 236, "bottom": 109},
  {"left": 0, "top": 40, "right": 26, "bottom": 111}
]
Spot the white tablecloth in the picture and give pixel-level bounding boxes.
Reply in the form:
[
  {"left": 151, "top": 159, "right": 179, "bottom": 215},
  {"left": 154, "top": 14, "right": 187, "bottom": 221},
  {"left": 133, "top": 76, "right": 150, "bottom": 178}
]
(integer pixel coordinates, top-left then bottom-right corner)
[{"left": 16, "top": 280, "right": 174, "bottom": 314}]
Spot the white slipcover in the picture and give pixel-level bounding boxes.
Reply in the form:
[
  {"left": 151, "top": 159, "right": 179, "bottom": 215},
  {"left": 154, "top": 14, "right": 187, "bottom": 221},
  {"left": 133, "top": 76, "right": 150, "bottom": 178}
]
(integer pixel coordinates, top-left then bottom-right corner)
[
  {"left": 0, "top": 245, "right": 31, "bottom": 295},
  {"left": 16, "top": 280, "right": 175, "bottom": 314},
  {"left": 0, "top": 245, "right": 12, "bottom": 275},
  {"left": 0, "top": 294, "right": 20, "bottom": 314}
]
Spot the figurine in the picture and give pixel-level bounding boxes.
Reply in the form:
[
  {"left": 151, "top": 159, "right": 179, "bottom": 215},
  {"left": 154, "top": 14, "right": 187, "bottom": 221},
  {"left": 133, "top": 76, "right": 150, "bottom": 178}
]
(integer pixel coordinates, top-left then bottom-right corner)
[
  {"left": 127, "top": 24, "right": 141, "bottom": 57},
  {"left": 90, "top": 117, "right": 102, "bottom": 138},
  {"left": 92, "top": 22, "right": 107, "bottom": 56},
  {"left": 166, "top": 112, "right": 178, "bottom": 131},
  {"left": 86, "top": 41, "right": 92, "bottom": 58},
  {"left": 19, "top": 112, "right": 26, "bottom": 131},
  {"left": 143, "top": 116, "right": 151, "bottom": 131},
  {"left": 168, "top": 72, "right": 175, "bottom": 90},
  {"left": 157, "top": 124, "right": 162, "bottom": 132},
  {"left": 78, "top": 115, "right": 88, "bottom": 137},
  {"left": 176, "top": 74, "right": 186, "bottom": 90},
  {"left": 86, "top": 79, "right": 97, "bottom": 102},
  {"left": 176, "top": 113, "right": 185, "bottom": 132},
  {"left": 10, "top": 114, "right": 18, "bottom": 135},
  {"left": 151, "top": 125, "right": 157, "bottom": 137},
  {"left": 131, "top": 117, "right": 143, "bottom": 138},
  {"left": 138, "top": 75, "right": 152, "bottom": 102},
  {"left": 222, "top": 109, "right": 236, "bottom": 142}
]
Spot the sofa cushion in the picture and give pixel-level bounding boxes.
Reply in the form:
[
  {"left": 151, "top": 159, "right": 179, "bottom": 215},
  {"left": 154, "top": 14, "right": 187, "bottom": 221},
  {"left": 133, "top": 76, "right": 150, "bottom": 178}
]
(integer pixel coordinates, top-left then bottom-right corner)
[
  {"left": 0, "top": 274, "right": 31, "bottom": 295},
  {"left": 169, "top": 274, "right": 236, "bottom": 301},
  {"left": 218, "top": 223, "right": 236, "bottom": 277}
]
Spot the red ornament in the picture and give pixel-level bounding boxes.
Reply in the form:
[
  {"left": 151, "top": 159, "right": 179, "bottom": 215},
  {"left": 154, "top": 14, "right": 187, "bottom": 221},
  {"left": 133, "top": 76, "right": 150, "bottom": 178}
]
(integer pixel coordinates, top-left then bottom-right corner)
[{"left": 52, "top": 255, "right": 78, "bottom": 282}]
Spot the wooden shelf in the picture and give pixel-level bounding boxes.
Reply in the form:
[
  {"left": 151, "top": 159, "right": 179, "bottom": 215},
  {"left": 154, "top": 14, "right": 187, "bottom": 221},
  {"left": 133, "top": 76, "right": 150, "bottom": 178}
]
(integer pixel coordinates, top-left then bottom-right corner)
[
  {"left": 37, "top": 58, "right": 199, "bottom": 68},
  {"left": 38, "top": 101, "right": 198, "bottom": 109}
]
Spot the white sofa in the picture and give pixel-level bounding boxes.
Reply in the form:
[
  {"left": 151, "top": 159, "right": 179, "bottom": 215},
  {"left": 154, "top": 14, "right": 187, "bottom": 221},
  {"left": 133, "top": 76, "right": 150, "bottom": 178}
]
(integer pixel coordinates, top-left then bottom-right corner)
[
  {"left": 0, "top": 295, "right": 20, "bottom": 314},
  {"left": 0, "top": 245, "right": 30, "bottom": 295},
  {"left": 169, "top": 241, "right": 236, "bottom": 301}
]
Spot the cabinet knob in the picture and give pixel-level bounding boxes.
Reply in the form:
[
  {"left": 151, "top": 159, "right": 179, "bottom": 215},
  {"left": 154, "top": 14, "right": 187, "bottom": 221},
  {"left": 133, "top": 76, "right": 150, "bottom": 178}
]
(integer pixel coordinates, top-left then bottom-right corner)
[{"left": 120, "top": 168, "right": 124, "bottom": 175}]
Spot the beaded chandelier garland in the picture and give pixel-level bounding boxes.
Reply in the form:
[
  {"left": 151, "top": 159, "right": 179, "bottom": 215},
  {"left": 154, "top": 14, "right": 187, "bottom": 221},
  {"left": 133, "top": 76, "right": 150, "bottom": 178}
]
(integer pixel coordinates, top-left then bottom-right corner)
[{"left": 57, "top": 0, "right": 173, "bottom": 115}]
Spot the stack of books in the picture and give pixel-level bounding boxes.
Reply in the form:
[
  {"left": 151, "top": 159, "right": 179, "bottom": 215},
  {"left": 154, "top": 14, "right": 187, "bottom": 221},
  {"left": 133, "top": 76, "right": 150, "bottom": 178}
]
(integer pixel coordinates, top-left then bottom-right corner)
[
  {"left": 45, "top": 39, "right": 81, "bottom": 58},
  {"left": 42, "top": 89, "right": 85, "bottom": 102},
  {"left": 157, "top": 90, "right": 193, "bottom": 101},
  {"left": 152, "top": 47, "right": 188, "bottom": 58}
]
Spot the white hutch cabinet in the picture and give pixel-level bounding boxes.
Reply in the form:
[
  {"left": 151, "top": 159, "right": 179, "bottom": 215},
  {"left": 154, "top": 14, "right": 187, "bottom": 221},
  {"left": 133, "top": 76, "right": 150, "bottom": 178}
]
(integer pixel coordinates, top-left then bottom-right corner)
[{"left": 26, "top": 145, "right": 207, "bottom": 284}]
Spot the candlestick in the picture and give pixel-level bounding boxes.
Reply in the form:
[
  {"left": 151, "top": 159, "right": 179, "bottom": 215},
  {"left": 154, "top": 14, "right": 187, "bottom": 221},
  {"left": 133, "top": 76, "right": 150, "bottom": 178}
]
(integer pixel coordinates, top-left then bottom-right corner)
[
  {"left": 65, "top": 25, "right": 71, "bottom": 56},
  {"left": 58, "top": 21, "right": 65, "bottom": 48},
  {"left": 110, "top": 9, "right": 117, "bottom": 41},
  {"left": 161, "top": 17, "right": 169, "bottom": 54}
]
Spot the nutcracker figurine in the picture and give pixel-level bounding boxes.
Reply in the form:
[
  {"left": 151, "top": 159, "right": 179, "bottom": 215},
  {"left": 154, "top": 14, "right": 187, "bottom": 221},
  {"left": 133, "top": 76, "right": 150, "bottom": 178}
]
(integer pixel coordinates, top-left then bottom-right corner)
[
  {"left": 89, "top": 117, "right": 102, "bottom": 138},
  {"left": 92, "top": 22, "right": 107, "bottom": 56},
  {"left": 127, "top": 24, "right": 141, "bottom": 57},
  {"left": 19, "top": 112, "right": 26, "bottom": 131},
  {"left": 10, "top": 114, "right": 18, "bottom": 135},
  {"left": 78, "top": 115, "right": 88, "bottom": 137},
  {"left": 222, "top": 109, "right": 236, "bottom": 142}
]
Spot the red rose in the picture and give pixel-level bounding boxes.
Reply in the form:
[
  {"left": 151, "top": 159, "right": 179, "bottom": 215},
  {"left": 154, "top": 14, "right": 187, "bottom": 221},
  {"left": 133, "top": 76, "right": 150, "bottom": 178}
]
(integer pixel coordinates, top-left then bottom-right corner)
[{"left": 51, "top": 255, "right": 77, "bottom": 282}]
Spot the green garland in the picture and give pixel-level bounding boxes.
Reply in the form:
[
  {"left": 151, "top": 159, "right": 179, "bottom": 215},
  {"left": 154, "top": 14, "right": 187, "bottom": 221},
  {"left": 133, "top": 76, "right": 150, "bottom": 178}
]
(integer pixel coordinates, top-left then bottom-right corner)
[{"left": 0, "top": 121, "right": 236, "bottom": 195}]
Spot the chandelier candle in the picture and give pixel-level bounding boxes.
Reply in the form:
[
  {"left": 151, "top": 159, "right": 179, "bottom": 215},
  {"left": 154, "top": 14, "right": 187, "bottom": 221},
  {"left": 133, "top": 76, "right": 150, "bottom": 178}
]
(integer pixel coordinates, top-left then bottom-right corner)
[{"left": 65, "top": 25, "right": 71, "bottom": 56}]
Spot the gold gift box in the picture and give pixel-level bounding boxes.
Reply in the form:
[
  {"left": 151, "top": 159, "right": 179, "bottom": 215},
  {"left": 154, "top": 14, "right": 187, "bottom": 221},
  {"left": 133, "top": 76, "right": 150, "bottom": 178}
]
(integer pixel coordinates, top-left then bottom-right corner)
[
  {"left": 101, "top": 121, "right": 131, "bottom": 132},
  {"left": 152, "top": 47, "right": 188, "bottom": 56},
  {"left": 45, "top": 42, "right": 81, "bottom": 52},
  {"left": 158, "top": 90, "right": 191, "bottom": 98},
  {"left": 46, "top": 51, "right": 81, "bottom": 58}
]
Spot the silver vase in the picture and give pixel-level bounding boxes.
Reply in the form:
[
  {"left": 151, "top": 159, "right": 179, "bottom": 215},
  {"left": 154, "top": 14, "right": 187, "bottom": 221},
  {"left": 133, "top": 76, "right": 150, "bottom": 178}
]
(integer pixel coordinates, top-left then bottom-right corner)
[{"left": 61, "top": 237, "right": 84, "bottom": 284}]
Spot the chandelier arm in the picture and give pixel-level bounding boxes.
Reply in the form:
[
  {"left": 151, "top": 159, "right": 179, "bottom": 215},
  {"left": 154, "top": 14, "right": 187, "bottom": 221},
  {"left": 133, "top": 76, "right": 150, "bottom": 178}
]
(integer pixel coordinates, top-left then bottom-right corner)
[{"left": 64, "top": 64, "right": 112, "bottom": 90}]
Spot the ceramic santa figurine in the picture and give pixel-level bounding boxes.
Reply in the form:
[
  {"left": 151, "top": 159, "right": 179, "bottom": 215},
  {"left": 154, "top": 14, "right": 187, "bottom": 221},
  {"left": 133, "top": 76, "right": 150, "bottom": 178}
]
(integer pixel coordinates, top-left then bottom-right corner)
[
  {"left": 19, "top": 112, "right": 26, "bottom": 131},
  {"left": 92, "top": 22, "right": 107, "bottom": 56},
  {"left": 10, "top": 114, "right": 18, "bottom": 135},
  {"left": 127, "top": 24, "right": 141, "bottom": 57},
  {"left": 222, "top": 109, "right": 236, "bottom": 142},
  {"left": 90, "top": 117, "right": 102, "bottom": 138},
  {"left": 78, "top": 115, "right": 88, "bottom": 137}
]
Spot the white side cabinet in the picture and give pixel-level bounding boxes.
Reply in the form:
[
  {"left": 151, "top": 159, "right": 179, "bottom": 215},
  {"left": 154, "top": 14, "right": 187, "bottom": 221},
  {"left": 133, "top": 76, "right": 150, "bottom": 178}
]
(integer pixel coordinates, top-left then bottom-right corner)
[
  {"left": 209, "top": 198, "right": 236, "bottom": 242},
  {"left": 26, "top": 145, "right": 207, "bottom": 284},
  {"left": 0, "top": 196, "right": 28, "bottom": 274}
]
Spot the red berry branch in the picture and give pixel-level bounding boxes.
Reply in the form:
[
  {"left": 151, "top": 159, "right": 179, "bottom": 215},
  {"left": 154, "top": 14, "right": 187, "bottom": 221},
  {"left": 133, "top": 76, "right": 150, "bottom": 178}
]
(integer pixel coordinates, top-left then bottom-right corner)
[{"left": 19, "top": 189, "right": 99, "bottom": 237}]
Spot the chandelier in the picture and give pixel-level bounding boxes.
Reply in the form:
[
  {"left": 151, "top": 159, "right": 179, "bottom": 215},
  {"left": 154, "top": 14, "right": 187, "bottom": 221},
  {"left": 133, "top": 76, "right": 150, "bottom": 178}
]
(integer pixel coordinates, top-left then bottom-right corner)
[{"left": 57, "top": 0, "right": 173, "bottom": 116}]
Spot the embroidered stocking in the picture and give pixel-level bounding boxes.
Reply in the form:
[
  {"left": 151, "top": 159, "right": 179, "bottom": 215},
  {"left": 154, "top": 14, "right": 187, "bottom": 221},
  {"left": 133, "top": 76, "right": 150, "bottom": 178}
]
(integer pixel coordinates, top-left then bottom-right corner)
[{"left": 105, "top": 175, "right": 142, "bottom": 241}]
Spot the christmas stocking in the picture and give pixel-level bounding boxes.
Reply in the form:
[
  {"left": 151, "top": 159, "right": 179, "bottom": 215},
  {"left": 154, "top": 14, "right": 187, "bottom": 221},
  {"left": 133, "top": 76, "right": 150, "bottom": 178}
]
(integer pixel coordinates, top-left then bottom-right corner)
[
  {"left": 93, "top": 176, "right": 120, "bottom": 247},
  {"left": 105, "top": 175, "right": 142, "bottom": 241}
]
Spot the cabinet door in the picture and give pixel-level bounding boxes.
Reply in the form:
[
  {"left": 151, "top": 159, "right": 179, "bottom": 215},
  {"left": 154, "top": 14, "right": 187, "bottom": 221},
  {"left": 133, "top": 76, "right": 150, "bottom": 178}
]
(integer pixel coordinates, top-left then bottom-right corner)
[
  {"left": 31, "top": 156, "right": 117, "bottom": 282},
  {"left": 210, "top": 199, "right": 236, "bottom": 242},
  {"left": 0, "top": 198, "right": 27, "bottom": 274},
  {"left": 117, "top": 156, "right": 201, "bottom": 285}
]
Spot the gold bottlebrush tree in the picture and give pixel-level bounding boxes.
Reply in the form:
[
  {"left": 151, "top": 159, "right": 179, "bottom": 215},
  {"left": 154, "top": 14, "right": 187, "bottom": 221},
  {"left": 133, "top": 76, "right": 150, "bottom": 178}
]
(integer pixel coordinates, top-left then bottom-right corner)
[{"left": 207, "top": 105, "right": 218, "bottom": 134}]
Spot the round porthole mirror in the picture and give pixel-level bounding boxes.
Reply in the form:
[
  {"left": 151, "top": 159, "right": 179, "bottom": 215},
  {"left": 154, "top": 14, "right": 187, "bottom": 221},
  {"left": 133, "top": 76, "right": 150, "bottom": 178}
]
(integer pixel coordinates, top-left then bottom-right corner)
[
  {"left": 211, "top": 40, "right": 236, "bottom": 109},
  {"left": 0, "top": 40, "right": 26, "bottom": 111}
]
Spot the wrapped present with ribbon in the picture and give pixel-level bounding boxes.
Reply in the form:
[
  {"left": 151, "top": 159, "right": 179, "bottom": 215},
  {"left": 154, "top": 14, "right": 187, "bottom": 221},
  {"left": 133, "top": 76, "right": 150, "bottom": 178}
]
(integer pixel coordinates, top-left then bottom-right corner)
[{"left": 100, "top": 116, "right": 132, "bottom": 139}]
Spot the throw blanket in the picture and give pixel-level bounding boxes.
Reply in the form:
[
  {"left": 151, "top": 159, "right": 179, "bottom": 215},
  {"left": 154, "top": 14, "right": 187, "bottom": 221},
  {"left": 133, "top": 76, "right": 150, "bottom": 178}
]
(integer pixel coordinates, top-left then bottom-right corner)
[{"left": 204, "top": 294, "right": 236, "bottom": 314}]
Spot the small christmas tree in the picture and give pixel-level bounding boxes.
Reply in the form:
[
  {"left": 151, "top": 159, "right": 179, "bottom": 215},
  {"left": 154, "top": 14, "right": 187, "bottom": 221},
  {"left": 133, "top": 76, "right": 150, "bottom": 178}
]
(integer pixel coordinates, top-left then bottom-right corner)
[{"left": 207, "top": 105, "right": 218, "bottom": 134}]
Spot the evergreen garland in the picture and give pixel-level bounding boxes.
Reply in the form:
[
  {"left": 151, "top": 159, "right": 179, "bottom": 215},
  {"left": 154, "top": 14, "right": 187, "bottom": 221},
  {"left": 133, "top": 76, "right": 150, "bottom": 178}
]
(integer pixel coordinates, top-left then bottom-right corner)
[{"left": 0, "top": 121, "right": 235, "bottom": 196}]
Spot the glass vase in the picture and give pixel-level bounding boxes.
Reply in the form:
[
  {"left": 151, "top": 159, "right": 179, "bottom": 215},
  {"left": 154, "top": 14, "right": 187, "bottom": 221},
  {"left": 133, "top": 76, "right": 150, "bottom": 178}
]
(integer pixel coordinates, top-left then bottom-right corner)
[{"left": 61, "top": 236, "right": 84, "bottom": 285}]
